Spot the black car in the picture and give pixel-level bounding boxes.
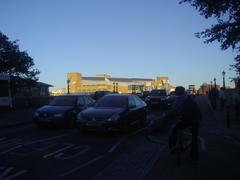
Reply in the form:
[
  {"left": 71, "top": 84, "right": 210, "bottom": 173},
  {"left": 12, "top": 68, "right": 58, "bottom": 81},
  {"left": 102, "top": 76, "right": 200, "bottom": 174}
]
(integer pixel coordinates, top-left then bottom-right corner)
[
  {"left": 33, "top": 95, "right": 95, "bottom": 126},
  {"left": 76, "top": 94, "right": 147, "bottom": 133},
  {"left": 93, "top": 91, "right": 112, "bottom": 100},
  {"left": 145, "top": 89, "right": 169, "bottom": 108}
]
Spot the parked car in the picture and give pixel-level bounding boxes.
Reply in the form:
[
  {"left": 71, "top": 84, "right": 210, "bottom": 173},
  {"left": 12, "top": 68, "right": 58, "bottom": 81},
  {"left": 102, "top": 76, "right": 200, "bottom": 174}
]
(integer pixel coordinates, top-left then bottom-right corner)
[
  {"left": 33, "top": 94, "right": 95, "bottom": 126},
  {"left": 76, "top": 94, "right": 147, "bottom": 133},
  {"left": 145, "top": 89, "right": 170, "bottom": 108},
  {"left": 135, "top": 91, "right": 149, "bottom": 101},
  {"left": 93, "top": 91, "right": 112, "bottom": 100}
]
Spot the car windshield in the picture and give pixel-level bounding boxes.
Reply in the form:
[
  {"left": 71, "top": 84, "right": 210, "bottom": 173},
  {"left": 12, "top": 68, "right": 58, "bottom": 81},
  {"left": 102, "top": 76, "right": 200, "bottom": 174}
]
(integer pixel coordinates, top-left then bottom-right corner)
[
  {"left": 150, "top": 90, "right": 167, "bottom": 96},
  {"left": 49, "top": 96, "right": 77, "bottom": 106},
  {"left": 94, "top": 96, "right": 127, "bottom": 108}
]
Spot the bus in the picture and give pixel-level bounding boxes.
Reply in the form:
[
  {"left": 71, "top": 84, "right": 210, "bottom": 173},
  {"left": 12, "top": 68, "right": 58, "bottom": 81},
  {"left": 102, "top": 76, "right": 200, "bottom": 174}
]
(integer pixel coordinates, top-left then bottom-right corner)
[{"left": 0, "top": 73, "right": 12, "bottom": 111}]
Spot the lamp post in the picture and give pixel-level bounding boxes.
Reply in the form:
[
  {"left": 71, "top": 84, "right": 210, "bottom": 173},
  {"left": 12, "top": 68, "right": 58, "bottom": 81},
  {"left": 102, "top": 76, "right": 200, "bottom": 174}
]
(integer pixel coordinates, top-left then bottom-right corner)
[
  {"left": 210, "top": 81, "right": 213, "bottom": 90},
  {"left": 116, "top": 83, "right": 118, "bottom": 93},
  {"left": 222, "top": 70, "right": 226, "bottom": 90},
  {"left": 113, "top": 82, "right": 116, "bottom": 93},
  {"left": 67, "top": 79, "right": 70, "bottom": 94},
  {"left": 214, "top": 78, "right": 216, "bottom": 89}
]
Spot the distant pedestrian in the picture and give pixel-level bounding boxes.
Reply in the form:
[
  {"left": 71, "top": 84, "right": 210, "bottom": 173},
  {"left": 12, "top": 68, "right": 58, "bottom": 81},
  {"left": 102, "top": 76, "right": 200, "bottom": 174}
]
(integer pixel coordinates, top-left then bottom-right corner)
[
  {"left": 219, "top": 88, "right": 226, "bottom": 110},
  {"left": 234, "top": 91, "right": 240, "bottom": 120},
  {"left": 208, "top": 88, "right": 218, "bottom": 110}
]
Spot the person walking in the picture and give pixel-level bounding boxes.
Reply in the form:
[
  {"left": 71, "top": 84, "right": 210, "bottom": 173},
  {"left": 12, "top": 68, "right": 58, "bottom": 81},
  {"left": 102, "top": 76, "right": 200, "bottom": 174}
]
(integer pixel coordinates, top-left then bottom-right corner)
[{"left": 219, "top": 88, "right": 226, "bottom": 110}]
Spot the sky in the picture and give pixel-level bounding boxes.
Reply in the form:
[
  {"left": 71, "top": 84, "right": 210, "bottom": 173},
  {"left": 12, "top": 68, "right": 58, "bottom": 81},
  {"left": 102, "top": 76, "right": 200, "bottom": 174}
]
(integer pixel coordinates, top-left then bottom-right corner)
[{"left": 0, "top": 0, "right": 237, "bottom": 90}]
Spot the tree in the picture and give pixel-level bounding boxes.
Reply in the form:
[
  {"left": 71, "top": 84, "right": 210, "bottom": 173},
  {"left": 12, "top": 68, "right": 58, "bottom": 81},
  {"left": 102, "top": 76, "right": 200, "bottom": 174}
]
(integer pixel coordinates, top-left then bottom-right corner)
[
  {"left": 0, "top": 32, "right": 40, "bottom": 80},
  {"left": 180, "top": 0, "right": 240, "bottom": 76}
]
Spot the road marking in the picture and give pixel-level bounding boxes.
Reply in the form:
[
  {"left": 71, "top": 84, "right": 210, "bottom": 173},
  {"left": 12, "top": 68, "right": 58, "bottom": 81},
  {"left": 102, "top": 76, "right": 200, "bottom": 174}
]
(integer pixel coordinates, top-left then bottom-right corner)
[
  {"left": 108, "top": 127, "right": 148, "bottom": 153},
  {"left": 24, "top": 134, "right": 69, "bottom": 145},
  {"left": 198, "top": 136, "right": 207, "bottom": 151},
  {"left": 53, "top": 155, "right": 105, "bottom": 180},
  {"left": 0, "top": 137, "right": 6, "bottom": 141},
  {"left": 130, "top": 126, "right": 148, "bottom": 136},
  {"left": 108, "top": 137, "right": 125, "bottom": 153},
  {"left": 54, "top": 145, "right": 90, "bottom": 160},
  {"left": 0, "top": 167, "right": 28, "bottom": 180},
  {"left": 43, "top": 144, "right": 75, "bottom": 158}
]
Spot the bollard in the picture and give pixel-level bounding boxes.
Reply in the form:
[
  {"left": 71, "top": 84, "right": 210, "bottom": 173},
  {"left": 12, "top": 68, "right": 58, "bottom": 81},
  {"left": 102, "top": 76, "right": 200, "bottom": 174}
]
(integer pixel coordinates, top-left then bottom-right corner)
[{"left": 226, "top": 105, "right": 230, "bottom": 128}]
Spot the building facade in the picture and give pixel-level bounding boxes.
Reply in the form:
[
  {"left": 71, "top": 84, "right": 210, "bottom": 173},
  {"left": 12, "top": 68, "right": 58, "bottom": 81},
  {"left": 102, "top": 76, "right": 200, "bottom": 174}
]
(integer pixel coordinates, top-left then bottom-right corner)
[{"left": 65, "top": 72, "right": 174, "bottom": 94}]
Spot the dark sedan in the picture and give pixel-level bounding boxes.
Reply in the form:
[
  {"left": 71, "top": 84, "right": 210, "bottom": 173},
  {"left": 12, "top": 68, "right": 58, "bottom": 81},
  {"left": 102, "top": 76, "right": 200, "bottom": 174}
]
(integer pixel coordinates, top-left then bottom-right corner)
[
  {"left": 76, "top": 94, "right": 147, "bottom": 133},
  {"left": 33, "top": 95, "right": 95, "bottom": 126},
  {"left": 145, "top": 89, "right": 170, "bottom": 108}
]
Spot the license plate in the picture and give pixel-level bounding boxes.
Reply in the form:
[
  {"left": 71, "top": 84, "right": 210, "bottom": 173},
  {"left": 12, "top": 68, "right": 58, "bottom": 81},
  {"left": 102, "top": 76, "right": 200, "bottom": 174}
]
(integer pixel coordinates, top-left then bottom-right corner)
[{"left": 86, "top": 122, "right": 101, "bottom": 127}]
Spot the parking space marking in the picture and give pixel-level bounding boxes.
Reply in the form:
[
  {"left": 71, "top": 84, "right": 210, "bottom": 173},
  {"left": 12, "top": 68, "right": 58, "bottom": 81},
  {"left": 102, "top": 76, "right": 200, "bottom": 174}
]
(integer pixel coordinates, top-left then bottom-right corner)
[
  {"left": 53, "top": 155, "right": 105, "bottom": 180},
  {"left": 198, "top": 136, "right": 207, "bottom": 151},
  {"left": 25, "top": 134, "right": 70, "bottom": 145},
  {"left": 0, "top": 166, "right": 28, "bottom": 180},
  {"left": 108, "top": 137, "right": 125, "bottom": 153},
  {"left": 43, "top": 144, "right": 75, "bottom": 158}
]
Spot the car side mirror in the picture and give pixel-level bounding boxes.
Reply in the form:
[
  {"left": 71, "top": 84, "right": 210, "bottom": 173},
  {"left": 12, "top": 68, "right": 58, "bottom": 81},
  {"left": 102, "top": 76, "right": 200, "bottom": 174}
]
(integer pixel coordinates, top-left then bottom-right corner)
[
  {"left": 129, "top": 105, "right": 136, "bottom": 109},
  {"left": 77, "top": 104, "right": 85, "bottom": 109}
]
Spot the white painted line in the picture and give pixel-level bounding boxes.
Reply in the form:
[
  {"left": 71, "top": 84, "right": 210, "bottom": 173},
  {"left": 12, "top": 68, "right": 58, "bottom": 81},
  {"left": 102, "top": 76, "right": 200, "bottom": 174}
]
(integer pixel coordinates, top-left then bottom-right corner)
[
  {"left": 130, "top": 126, "right": 148, "bottom": 136},
  {"left": 108, "top": 127, "right": 148, "bottom": 153},
  {"left": 24, "top": 134, "right": 69, "bottom": 145},
  {"left": 0, "top": 137, "right": 6, "bottom": 141},
  {"left": 53, "top": 155, "right": 105, "bottom": 180},
  {"left": 0, "top": 145, "right": 22, "bottom": 155},
  {"left": 108, "top": 137, "right": 125, "bottom": 153},
  {"left": 43, "top": 144, "right": 75, "bottom": 158},
  {"left": 198, "top": 136, "right": 207, "bottom": 152},
  {"left": 4, "top": 170, "right": 28, "bottom": 179}
]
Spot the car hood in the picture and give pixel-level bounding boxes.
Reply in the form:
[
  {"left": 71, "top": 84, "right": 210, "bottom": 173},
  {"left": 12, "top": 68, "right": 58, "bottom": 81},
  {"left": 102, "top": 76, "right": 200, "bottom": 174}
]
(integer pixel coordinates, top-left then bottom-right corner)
[
  {"left": 148, "top": 96, "right": 167, "bottom": 99},
  {"left": 80, "top": 107, "right": 125, "bottom": 120},
  {"left": 37, "top": 105, "right": 73, "bottom": 114}
]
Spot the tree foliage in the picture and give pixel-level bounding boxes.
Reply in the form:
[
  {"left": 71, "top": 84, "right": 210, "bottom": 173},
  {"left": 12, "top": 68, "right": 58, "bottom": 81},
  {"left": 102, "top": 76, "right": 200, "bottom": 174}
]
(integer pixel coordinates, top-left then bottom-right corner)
[
  {"left": 0, "top": 32, "right": 40, "bottom": 80},
  {"left": 180, "top": 0, "right": 240, "bottom": 75}
]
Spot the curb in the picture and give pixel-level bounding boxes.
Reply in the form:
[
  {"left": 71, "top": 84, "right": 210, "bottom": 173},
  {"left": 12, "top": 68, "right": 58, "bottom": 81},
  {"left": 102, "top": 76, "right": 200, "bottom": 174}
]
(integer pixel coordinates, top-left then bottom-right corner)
[{"left": 0, "top": 121, "right": 33, "bottom": 129}]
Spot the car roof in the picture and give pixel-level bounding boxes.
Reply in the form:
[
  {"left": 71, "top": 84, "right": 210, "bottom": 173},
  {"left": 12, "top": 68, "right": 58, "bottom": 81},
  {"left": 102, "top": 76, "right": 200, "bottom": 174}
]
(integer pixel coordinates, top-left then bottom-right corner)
[
  {"left": 58, "top": 94, "right": 87, "bottom": 97},
  {"left": 105, "top": 94, "right": 133, "bottom": 97}
]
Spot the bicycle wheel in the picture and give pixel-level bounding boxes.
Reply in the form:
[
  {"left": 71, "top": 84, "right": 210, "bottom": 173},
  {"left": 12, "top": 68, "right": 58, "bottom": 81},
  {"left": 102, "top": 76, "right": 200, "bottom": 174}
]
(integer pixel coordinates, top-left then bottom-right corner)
[{"left": 176, "top": 130, "right": 183, "bottom": 167}]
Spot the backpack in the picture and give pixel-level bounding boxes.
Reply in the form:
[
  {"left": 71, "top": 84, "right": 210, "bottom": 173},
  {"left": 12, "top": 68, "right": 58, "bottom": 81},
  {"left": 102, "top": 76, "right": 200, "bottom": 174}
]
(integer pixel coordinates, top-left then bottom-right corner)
[{"left": 181, "top": 97, "right": 202, "bottom": 123}]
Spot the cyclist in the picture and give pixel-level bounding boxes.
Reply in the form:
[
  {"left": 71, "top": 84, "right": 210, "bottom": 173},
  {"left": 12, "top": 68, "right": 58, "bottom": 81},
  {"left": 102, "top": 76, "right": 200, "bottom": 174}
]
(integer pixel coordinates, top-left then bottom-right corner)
[{"left": 169, "top": 86, "right": 202, "bottom": 161}]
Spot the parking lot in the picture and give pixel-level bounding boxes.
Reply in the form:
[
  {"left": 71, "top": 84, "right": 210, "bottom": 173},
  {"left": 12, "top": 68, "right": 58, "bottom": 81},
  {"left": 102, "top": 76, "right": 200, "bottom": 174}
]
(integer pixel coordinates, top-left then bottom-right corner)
[{"left": 0, "top": 107, "right": 170, "bottom": 180}]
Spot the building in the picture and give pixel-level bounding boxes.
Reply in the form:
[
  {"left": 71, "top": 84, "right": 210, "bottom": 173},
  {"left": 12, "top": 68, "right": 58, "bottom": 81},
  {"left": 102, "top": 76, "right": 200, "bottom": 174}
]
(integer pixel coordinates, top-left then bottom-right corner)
[
  {"left": 198, "top": 83, "right": 220, "bottom": 95},
  {"left": 65, "top": 72, "right": 174, "bottom": 94}
]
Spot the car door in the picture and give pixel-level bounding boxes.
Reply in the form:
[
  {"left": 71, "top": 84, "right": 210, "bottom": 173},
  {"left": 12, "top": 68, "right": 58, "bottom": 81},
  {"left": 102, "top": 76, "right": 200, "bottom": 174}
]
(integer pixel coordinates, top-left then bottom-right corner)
[
  {"left": 77, "top": 96, "right": 87, "bottom": 113},
  {"left": 127, "top": 95, "right": 138, "bottom": 125},
  {"left": 133, "top": 95, "right": 147, "bottom": 122}
]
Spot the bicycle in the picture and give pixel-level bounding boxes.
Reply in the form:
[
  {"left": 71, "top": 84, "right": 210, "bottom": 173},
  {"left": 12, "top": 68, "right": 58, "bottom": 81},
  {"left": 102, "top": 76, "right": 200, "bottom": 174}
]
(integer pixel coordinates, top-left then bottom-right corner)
[{"left": 170, "top": 128, "right": 192, "bottom": 166}]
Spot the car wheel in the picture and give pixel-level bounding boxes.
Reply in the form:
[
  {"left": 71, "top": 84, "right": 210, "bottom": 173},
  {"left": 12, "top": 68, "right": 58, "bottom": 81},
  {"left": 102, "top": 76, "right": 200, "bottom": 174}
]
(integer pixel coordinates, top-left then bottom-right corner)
[{"left": 69, "top": 118, "right": 76, "bottom": 127}]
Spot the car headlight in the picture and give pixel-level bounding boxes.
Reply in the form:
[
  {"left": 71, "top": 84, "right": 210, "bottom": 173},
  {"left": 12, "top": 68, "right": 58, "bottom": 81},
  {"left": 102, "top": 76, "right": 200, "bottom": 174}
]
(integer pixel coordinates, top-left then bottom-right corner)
[
  {"left": 34, "top": 112, "right": 39, "bottom": 117},
  {"left": 107, "top": 114, "right": 120, "bottom": 122},
  {"left": 54, "top": 113, "right": 64, "bottom": 118}
]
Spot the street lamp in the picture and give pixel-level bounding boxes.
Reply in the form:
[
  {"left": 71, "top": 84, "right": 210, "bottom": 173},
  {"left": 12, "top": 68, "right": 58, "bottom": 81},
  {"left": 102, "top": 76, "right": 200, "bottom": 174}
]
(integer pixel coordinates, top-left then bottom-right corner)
[
  {"left": 222, "top": 70, "right": 226, "bottom": 90},
  {"left": 210, "top": 81, "right": 213, "bottom": 90},
  {"left": 214, "top": 78, "right": 216, "bottom": 89},
  {"left": 67, "top": 79, "right": 70, "bottom": 94}
]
